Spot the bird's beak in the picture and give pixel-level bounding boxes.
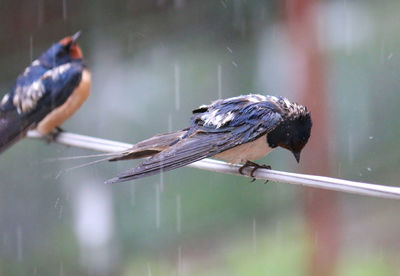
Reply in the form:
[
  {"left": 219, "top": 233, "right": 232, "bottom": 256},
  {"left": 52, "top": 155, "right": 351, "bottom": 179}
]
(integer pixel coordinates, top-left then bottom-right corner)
[
  {"left": 293, "top": 151, "right": 301, "bottom": 163},
  {"left": 71, "top": 31, "right": 81, "bottom": 43}
]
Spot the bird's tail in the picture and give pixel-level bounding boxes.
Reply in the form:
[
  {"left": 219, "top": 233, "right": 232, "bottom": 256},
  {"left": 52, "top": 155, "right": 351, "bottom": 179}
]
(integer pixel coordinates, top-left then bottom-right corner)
[
  {"left": 32, "top": 130, "right": 188, "bottom": 177},
  {"left": 0, "top": 110, "right": 32, "bottom": 154},
  {"left": 108, "top": 130, "right": 187, "bottom": 161}
]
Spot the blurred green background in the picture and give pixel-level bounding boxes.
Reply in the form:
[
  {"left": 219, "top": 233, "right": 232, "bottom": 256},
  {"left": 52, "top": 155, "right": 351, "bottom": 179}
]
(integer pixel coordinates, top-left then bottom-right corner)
[{"left": 1, "top": 0, "right": 400, "bottom": 275}]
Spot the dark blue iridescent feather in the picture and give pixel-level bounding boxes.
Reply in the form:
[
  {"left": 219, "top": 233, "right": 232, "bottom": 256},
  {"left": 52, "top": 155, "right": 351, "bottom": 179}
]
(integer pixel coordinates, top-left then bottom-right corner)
[
  {"left": 0, "top": 35, "right": 85, "bottom": 153},
  {"left": 106, "top": 94, "right": 311, "bottom": 183}
]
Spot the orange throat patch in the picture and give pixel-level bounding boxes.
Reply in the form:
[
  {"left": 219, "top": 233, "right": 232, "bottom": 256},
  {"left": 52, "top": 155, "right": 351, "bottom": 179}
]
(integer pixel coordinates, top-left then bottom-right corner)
[{"left": 36, "top": 69, "right": 91, "bottom": 135}]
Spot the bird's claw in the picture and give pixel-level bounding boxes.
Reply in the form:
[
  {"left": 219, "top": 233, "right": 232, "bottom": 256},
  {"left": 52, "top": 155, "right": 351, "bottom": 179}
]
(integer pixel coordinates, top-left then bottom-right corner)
[
  {"left": 44, "top": 127, "right": 64, "bottom": 143},
  {"left": 55, "top": 126, "right": 64, "bottom": 133},
  {"left": 238, "top": 160, "right": 271, "bottom": 182}
]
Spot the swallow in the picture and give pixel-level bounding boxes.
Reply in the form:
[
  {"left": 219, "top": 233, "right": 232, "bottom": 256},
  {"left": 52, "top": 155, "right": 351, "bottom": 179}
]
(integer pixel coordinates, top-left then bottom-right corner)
[
  {"left": 106, "top": 94, "right": 312, "bottom": 184},
  {"left": 0, "top": 31, "right": 91, "bottom": 153}
]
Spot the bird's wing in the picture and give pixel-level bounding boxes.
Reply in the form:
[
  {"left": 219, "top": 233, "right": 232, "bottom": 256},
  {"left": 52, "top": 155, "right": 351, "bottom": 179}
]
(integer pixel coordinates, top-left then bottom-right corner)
[
  {"left": 0, "top": 63, "right": 82, "bottom": 153},
  {"left": 0, "top": 109, "right": 33, "bottom": 153},
  {"left": 106, "top": 101, "right": 282, "bottom": 183}
]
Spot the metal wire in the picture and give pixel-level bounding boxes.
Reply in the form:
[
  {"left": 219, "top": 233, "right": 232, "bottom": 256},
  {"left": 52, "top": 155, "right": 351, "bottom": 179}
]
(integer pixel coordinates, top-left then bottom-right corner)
[{"left": 27, "top": 130, "right": 400, "bottom": 199}]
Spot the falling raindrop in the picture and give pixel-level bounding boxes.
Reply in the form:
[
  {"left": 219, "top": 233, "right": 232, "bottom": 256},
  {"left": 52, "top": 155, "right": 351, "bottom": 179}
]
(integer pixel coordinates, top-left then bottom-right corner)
[
  {"left": 55, "top": 170, "right": 63, "bottom": 180},
  {"left": 178, "top": 246, "right": 182, "bottom": 276},
  {"left": 156, "top": 183, "right": 160, "bottom": 229},
  {"left": 176, "top": 194, "right": 181, "bottom": 234},
  {"left": 54, "top": 197, "right": 60, "bottom": 209},
  {"left": 29, "top": 36, "right": 34, "bottom": 62},
  {"left": 17, "top": 225, "right": 22, "bottom": 261},
  {"left": 62, "top": 0, "right": 67, "bottom": 20},
  {"left": 369, "top": 136, "right": 374, "bottom": 140},
  {"left": 232, "top": 61, "right": 238, "bottom": 67},
  {"left": 367, "top": 167, "right": 371, "bottom": 172},
  {"left": 217, "top": 64, "right": 222, "bottom": 98},
  {"left": 174, "top": 63, "right": 180, "bottom": 111},
  {"left": 252, "top": 218, "right": 257, "bottom": 253},
  {"left": 260, "top": 7, "right": 265, "bottom": 20},
  {"left": 147, "top": 263, "right": 152, "bottom": 276},
  {"left": 160, "top": 172, "right": 164, "bottom": 193},
  {"left": 275, "top": 221, "right": 282, "bottom": 248},
  {"left": 59, "top": 205, "right": 64, "bottom": 219},
  {"left": 387, "top": 53, "right": 393, "bottom": 60},
  {"left": 59, "top": 261, "right": 64, "bottom": 276},
  {"left": 226, "top": 46, "right": 233, "bottom": 53},
  {"left": 220, "top": 0, "right": 227, "bottom": 8}
]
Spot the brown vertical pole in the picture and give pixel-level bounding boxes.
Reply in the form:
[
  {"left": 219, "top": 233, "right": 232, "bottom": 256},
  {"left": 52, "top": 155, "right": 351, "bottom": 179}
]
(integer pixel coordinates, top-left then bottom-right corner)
[{"left": 284, "top": 1, "right": 340, "bottom": 275}]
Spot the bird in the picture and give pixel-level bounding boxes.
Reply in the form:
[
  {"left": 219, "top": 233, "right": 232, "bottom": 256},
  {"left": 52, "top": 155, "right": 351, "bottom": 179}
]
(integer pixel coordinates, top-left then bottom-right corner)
[
  {"left": 0, "top": 31, "right": 91, "bottom": 154},
  {"left": 105, "top": 94, "right": 312, "bottom": 184}
]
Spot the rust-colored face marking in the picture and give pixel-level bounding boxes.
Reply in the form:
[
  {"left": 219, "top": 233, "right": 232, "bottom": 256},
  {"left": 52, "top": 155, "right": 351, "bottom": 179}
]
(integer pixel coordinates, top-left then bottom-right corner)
[
  {"left": 59, "top": 36, "right": 83, "bottom": 59},
  {"left": 59, "top": 36, "right": 73, "bottom": 46},
  {"left": 70, "top": 44, "right": 83, "bottom": 59}
]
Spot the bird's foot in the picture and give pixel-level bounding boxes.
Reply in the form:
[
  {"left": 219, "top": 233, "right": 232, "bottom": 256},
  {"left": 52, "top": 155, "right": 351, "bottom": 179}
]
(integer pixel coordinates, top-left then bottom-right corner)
[
  {"left": 55, "top": 126, "right": 64, "bottom": 133},
  {"left": 238, "top": 160, "right": 271, "bottom": 183},
  {"left": 44, "top": 127, "right": 64, "bottom": 143}
]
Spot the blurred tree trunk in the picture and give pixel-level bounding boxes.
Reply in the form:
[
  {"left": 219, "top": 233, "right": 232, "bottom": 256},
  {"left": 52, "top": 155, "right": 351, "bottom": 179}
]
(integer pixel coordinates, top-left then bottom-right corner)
[{"left": 283, "top": 0, "right": 340, "bottom": 275}]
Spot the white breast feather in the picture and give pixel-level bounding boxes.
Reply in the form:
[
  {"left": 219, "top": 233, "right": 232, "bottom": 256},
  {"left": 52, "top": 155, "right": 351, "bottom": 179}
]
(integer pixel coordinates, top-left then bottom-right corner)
[
  {"left": 36, "top": 69, "right": 91, "bottom": 135},
  {"left": 214, "top": 134, "right": 273, "bottom": 164}
]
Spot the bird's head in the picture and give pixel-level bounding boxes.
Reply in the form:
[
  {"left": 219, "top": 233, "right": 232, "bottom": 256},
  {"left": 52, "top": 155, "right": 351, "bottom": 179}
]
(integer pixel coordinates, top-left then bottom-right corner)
[
  {"left": 267, "top": 103, "right": 312, "bottom": 163},
  {"left": 40, "top": 31, "right": 83, "bottom": 67}
]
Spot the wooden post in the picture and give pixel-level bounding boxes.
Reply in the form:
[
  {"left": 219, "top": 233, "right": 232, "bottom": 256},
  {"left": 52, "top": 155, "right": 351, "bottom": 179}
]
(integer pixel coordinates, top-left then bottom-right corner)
[{"left": 284, "top": 1, "right": 340, "bottom": 275}]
